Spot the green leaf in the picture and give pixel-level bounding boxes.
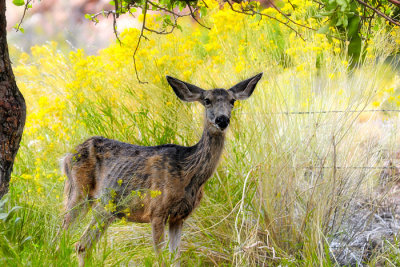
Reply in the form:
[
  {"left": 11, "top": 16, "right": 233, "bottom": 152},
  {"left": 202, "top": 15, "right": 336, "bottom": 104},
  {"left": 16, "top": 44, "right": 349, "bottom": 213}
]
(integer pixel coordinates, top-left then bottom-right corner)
[
  {"left": 326, "top": 1, "right": 337, "bottom": 10},
  {"left": 342, "top": 15, "right": 348, "bottom": 28},
  {"left": 14, "top": 217, "right": 21, "bottom": 224},
  {"left": 316, "top": 52, "right": 323, "bottom": 69},
  {"left": 326, "top": 33, "right": 333, "bottom": 42},
  {"left": 317, "top": 25, "right": 329, "bottom": 34},
  {"left": 13, "top": 23, "right": 24, "bottom": 33},
  {"left": 347, "top": 16, "right": 360, "bottom": 37},
  {"left": 7, "top": 206, "right": 22, "bottom": 215},
  {"left": 178, "top": 1, "right": 185, "bottom": 12},
  {"left": 336, "top": 17, "right": 343, "bottom": 27},
  {"left": 324, "top": 242, "right": 333, "bottom": 265},
  {"left": 336, "top": 0, "right": 347, "bottom": 8},
  {"left": 320, "top": 11, "right": 335, "bottom": 16},
  {"left": 84, "top": 14, "right": 91, "bottom": 20},
  {"left": 20, "top": 236, "right": 32, "bottom": 246},
  {"left": 200, "top": 7, "right": 207, "bottom": 18},
  {"left": 0, "top": 196, "right": 7, "bottom": 209},
  {"left": 12, "top": 0, "right": 25, "bottom": 6},
  {"left": 348, "top": 33, "right": 362, "bottom": 62}
]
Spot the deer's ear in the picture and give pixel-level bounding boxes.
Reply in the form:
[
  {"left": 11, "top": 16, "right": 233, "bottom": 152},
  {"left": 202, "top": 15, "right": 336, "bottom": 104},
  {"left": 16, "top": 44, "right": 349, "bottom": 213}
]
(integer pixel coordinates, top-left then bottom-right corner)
[
  {"left": 166, "top": 76, "right": 204, "bottom": 102},
  {"left": 228, "top": 73, "right": 263, "bottom": 100}
]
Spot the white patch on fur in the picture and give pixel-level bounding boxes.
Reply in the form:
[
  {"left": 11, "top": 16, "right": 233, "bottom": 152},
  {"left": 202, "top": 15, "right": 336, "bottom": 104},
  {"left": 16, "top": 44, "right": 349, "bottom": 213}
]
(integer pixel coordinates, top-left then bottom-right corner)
[{"left": 59, "top": 153, "right": 72, "bottom": 176}]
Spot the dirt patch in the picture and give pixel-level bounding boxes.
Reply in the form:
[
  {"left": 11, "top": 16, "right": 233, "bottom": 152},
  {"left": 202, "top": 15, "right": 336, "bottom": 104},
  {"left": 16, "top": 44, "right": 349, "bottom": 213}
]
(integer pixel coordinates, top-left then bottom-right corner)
[{"left": 330, "top": 185, "right": 400, "bottom": 266}]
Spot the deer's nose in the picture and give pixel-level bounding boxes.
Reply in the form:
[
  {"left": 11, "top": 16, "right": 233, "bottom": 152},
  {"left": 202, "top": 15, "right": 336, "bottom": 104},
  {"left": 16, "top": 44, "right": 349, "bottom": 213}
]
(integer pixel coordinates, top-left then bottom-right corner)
[{"left": 215, "top": 115, "right": 230, "bottom": 130}]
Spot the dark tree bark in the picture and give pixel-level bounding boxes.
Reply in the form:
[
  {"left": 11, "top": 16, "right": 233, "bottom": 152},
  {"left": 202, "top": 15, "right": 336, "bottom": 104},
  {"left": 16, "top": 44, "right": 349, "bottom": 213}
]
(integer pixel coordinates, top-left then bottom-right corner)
[{"left": 0, "top": 0, "right": 26, "bottom": 198}]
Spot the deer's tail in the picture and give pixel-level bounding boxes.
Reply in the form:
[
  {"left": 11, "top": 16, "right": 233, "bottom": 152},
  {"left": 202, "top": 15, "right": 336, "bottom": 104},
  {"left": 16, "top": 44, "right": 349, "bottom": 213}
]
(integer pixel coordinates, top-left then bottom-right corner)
[{"left": 61, "top": 153, "right": 74, "bottom": 205}]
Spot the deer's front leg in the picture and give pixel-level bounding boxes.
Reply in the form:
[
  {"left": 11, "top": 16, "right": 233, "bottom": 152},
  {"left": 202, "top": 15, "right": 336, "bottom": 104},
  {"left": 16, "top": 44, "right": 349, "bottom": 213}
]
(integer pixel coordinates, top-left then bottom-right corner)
[
  {"left": 151, "top": 216, "right": 166, "bottom": 254},
  {"left": 169, "top": 219, "right": 183, "bottom": 266},
  {"left": 169, "top": 220, "right": 183, "bottom": 253}
]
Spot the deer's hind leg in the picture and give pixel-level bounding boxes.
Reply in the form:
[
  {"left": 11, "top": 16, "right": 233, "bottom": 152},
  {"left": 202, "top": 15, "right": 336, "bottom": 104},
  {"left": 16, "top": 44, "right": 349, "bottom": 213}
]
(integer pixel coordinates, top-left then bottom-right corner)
[
  {"left": 76, "top": 204, "right": 115, "bottom": 267},
  {"left": 61, "top": 173, "right": 93, "bottom": 231},
  {"left": 151, "top": 216, "right": 167, "bottom": 254},
  {"left": 61, "top": 150, "right": 97, "bottom": 232}
]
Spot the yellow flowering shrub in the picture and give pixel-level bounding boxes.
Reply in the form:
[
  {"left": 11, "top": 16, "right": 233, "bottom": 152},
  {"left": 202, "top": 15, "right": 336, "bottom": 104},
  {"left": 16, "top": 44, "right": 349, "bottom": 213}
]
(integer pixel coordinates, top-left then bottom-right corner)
[{"left": 8, "top": 0, "right": 399, "bottom": 205}]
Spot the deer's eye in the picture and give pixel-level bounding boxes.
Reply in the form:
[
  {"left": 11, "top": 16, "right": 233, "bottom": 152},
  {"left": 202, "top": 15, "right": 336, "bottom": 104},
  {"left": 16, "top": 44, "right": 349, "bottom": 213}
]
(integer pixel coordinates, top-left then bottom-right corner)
[
  {"left": 204, "top": 98, "right": 211, "bottom": 106},
  {"left": 230, "top": 99, "right": 236, "bottom": 106}
]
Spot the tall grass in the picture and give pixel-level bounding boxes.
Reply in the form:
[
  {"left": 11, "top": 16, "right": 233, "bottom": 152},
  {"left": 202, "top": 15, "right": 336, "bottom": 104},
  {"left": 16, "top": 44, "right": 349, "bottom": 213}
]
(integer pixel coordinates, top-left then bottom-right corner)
[{"left": 2, "top": 1, "right": 400, "bottom": 265}]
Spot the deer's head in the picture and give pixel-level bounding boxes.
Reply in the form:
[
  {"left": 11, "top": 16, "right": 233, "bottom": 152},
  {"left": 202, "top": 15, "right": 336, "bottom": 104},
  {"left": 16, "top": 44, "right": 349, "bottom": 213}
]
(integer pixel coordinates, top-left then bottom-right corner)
[{"left": 166, "top": 73, "right": 263, "bottom": 134}]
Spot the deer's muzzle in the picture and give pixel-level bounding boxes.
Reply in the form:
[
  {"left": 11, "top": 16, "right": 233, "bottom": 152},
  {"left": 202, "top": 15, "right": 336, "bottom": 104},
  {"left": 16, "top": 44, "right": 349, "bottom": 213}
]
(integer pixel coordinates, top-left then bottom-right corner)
[{"left": 215, "top": 115, "right": 230, "bottom": 130}]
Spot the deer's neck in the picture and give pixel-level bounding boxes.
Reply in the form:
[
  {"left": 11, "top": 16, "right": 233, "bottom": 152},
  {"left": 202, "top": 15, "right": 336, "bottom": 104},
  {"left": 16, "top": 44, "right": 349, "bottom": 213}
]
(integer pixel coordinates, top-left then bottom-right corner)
[{"left": 183, "top": 125, "right": 225, "bottom": 192}]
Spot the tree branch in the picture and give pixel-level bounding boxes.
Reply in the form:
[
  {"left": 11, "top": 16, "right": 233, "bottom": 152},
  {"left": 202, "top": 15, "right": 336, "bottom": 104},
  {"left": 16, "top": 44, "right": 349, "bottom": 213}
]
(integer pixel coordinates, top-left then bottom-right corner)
[
  {"left": 267, "top": 0, "right": 316, "bottom": 31},
  {"left": 15, "top": 0, "right": 32, "bottom": 32},
  {"left": 148, "top": 0, "right": 194, "bottom": 17},
  {"left": 287, "top": 0, "right": 296, "bottom": 10},
  {"left": 112, "top": 12, "right": 122, "bottom": 44},
  {"left": 87, "top": 10, "right": 117, "bottom": 23},
  {"left": 226, "top": 0, "right": 307, "bottom": 41},
  {"left": 387, "top": 0, "right": 400, "bottom": 6},
  {"left": 115, "top": 0, "right": 120, "bottom": 18},
  {"left": 133, "top": 0, "right": 149, "bottom": 84},
  {"left": 187, "top": 3, "right": 210, "bottom": 29},
  {"left": 143, "top": 25, "right": 176, "bottom": 34},
  {"left": 355, "top": 0, "right": 400, "bottom": 26}
]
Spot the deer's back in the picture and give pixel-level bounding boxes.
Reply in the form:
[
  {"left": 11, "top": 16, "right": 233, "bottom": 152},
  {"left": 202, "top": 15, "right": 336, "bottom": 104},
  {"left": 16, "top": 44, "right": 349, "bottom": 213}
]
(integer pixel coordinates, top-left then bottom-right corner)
[{"left": 68, "top": 136, "right": 201, "bottom": 222}]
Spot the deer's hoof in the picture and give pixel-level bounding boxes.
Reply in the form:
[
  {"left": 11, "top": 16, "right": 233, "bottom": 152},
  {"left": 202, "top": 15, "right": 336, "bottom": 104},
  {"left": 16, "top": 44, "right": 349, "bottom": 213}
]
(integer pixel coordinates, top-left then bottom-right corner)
[{"left": 75, "top": 242, "right": 86, "bottom": 267}]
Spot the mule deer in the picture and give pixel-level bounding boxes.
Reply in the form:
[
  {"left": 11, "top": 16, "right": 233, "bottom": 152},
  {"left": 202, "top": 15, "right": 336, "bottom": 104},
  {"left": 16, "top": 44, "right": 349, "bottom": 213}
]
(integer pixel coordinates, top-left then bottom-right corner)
[{"left": 61, "top": 73, "right": 263, "bottom": 266}]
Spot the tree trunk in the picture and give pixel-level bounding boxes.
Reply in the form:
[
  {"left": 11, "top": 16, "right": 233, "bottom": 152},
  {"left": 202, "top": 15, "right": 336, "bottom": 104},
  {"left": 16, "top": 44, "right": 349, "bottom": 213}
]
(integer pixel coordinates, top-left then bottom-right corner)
[{"left": 0, "top": 0, "right": 26, "bottom": 198}]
